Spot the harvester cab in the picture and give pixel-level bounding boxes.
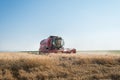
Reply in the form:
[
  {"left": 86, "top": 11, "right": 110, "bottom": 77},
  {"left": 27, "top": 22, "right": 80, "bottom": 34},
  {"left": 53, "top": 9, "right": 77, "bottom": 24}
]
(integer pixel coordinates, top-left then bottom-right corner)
[
  {"left": 39, "top": 36, "right": 76, "bottom": 54},
  {"left": 50, "top": 36, "right": 64, "bottom": 49}
]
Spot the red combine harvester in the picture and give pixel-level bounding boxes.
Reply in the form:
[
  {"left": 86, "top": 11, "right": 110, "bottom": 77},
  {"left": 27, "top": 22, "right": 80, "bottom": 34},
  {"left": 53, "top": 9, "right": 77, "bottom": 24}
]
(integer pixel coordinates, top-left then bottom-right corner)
[{"left": 39, "top": 36, "right": 76, "bottom": 54}]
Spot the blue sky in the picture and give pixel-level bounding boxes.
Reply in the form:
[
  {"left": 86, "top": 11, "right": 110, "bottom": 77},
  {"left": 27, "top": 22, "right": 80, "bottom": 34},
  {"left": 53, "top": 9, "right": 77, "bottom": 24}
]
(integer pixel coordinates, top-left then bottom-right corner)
[{"left": 0, "top": 0, "right": 120, "bottom": 51}]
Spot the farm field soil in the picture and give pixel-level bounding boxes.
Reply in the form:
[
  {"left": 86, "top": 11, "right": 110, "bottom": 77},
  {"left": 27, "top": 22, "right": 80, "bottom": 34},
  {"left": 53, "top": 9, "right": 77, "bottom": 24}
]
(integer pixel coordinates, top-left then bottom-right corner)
[{"left": 0, "top": 52, "right": 120, "bottom": 80}]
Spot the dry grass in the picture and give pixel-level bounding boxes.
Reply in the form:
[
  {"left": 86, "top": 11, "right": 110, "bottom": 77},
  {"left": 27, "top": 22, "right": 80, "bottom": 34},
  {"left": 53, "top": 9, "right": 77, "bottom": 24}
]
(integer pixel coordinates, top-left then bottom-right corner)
[{"left": 0, "top": 52, "right": 120, "bottom": 80}]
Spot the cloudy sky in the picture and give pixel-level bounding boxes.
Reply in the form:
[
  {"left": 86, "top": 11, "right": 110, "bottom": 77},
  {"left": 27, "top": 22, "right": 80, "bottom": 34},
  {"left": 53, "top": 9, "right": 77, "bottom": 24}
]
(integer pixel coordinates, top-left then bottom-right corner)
[{"left": 0, "top": 0, "right": 120, "bottom": 51}]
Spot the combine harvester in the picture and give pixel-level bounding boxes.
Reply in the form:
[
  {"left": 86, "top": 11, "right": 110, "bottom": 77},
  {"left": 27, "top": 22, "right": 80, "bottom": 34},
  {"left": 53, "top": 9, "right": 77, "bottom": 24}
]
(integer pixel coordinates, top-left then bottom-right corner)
[{"left": 39, "top": 36, "right": 76, "bottom": 54}]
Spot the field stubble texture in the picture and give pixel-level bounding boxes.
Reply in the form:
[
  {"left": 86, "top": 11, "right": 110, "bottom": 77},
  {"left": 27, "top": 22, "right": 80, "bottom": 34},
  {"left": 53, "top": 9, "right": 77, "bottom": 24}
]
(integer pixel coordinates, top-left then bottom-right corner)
[{"left": 0, "top": 52, "right": 120, "bottom": 80}]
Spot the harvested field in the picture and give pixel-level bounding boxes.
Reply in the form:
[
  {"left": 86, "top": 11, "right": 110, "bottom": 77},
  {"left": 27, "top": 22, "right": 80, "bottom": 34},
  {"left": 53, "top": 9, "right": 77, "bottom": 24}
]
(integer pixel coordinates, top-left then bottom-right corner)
[{"left": 0, "top": 52, "right": 120, "bottom": 80}]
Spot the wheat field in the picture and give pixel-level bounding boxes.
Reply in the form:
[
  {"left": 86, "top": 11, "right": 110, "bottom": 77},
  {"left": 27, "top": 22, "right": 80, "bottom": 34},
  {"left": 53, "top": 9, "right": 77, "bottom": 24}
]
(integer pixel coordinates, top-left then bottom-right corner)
[{"left": 0, "top": 52, "right": 120, "bottom": 80}]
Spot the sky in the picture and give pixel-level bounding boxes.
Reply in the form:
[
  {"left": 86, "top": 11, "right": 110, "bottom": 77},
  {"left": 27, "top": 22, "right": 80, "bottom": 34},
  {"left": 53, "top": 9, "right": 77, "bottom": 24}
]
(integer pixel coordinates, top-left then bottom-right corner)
[{"left": 0, "top": 0, "right": 120, "bottom": 51}]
